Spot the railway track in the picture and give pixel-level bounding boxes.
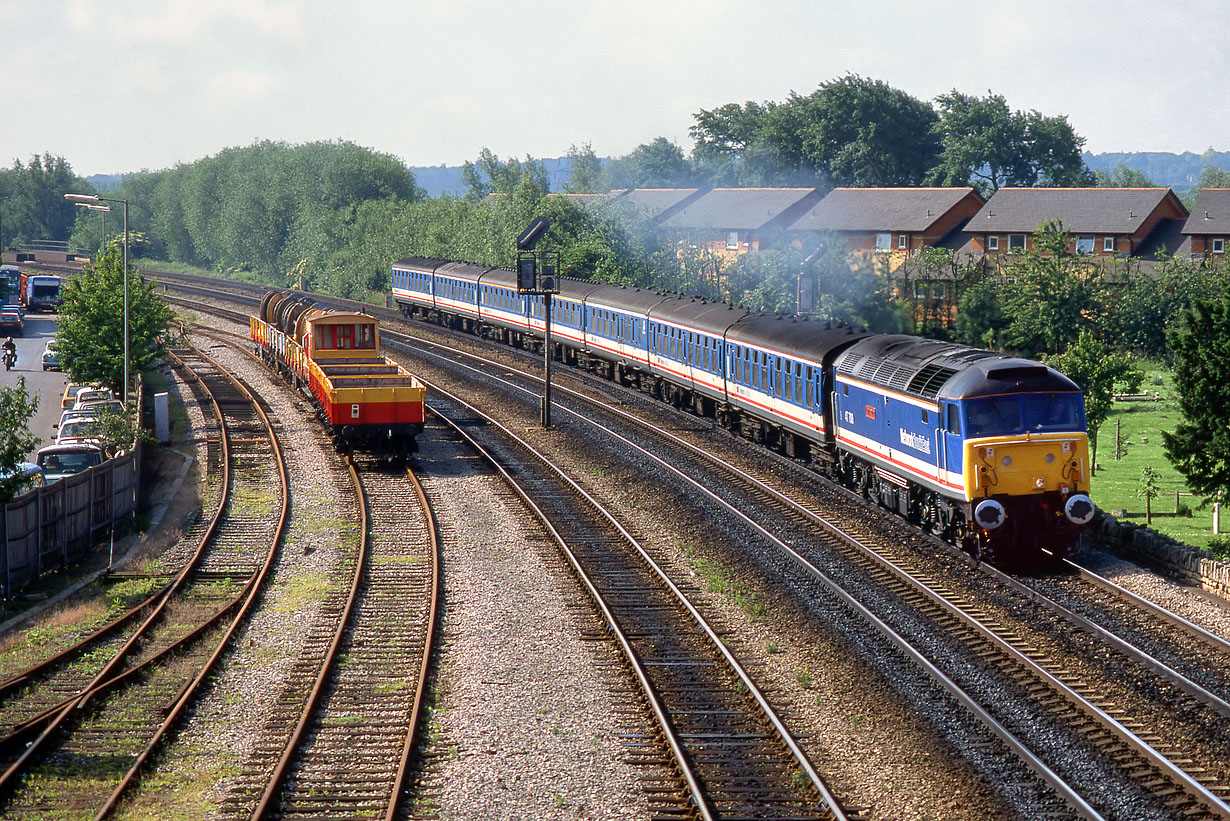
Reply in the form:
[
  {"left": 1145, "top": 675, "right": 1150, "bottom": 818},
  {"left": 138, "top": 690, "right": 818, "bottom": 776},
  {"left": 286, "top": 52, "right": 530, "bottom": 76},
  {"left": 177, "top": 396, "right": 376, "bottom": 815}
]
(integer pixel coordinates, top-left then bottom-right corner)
[
  {"left": 161, "top": 279, "right": 1230, "bottom": 817},
  {"left": 0, "top": 341, "right": 290, "bottom": 818},
  {"left": 374, "top": 318, "right": 1230, "bottom": 818},
  {"left": 422, "top": 375, "right": 848, "bottom": 819}
]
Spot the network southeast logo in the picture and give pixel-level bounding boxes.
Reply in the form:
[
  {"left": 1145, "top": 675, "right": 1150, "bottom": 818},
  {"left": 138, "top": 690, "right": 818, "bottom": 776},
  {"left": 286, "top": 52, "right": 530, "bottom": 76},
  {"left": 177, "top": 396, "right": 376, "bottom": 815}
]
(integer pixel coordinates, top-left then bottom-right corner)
[{"left": 899, "top": 429, "right": 931, "bottom": 454}]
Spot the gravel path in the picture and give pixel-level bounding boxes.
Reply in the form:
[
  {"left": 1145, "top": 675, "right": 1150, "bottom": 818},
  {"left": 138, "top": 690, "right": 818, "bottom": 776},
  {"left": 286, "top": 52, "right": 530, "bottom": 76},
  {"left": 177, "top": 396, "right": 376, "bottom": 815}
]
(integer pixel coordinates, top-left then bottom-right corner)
[{"left": 407, "top": 423, "right": 652, "bottom": 819}]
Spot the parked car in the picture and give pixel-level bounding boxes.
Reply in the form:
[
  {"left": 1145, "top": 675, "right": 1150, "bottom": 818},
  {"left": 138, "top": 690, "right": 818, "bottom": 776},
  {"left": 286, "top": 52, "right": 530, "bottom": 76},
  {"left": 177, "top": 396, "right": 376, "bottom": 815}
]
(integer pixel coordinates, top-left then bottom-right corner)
[
  {"left": 62, "top": 383, "right": 103, "bottom": 409},
  {"left": 0, "top": 462, "right": 45, "bottom": 496},
  {"left": 56, "top": 418, "right": 101, "bottom": 446},
  {"left": 74, "top": 398, "right": 126, "bottom": 417},
  {"left": 0, "top": 308, "right": 22, "bottom": 336},
  {"left": 36, "top": 444, "right": 102, "bottom": 482},
  {"left": 41, "top": 339, "right": 61, "bottom": 371},
  {"left": 58, "top": 408, "right": 100, "bottom": 428},
  {"left": 72, "top": 389, "right": 114, "bottom": 408}
]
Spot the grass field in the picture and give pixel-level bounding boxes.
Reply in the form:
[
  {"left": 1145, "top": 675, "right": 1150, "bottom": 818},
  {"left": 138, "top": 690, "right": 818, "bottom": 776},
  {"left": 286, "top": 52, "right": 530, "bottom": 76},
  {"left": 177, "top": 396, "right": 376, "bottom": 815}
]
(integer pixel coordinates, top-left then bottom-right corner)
[{"left": 1088, "top": 365, "right": 1224, "bottom": 553}]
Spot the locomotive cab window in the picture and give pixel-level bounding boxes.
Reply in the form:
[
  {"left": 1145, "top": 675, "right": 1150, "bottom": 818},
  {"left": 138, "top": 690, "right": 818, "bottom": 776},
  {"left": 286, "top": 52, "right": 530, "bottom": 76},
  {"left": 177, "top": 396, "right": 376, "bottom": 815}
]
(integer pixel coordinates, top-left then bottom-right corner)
[{"left": 945, "top": 404, "right": 960, "bottom": 434}]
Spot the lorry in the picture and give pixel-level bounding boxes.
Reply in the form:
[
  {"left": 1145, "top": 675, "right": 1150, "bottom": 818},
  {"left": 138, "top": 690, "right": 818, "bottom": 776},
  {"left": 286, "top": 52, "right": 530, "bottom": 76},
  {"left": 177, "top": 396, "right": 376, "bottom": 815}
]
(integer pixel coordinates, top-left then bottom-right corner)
[{"left": 19, "top": 272, "right": 61, "bottom": 312}]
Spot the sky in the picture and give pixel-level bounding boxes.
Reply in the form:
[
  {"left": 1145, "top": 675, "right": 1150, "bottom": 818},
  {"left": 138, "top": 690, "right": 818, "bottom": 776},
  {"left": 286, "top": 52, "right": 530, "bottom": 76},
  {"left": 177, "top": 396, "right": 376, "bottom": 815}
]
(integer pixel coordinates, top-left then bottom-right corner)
[{"left": 3, "top": 0, "right": 1228, "bottom": 177}]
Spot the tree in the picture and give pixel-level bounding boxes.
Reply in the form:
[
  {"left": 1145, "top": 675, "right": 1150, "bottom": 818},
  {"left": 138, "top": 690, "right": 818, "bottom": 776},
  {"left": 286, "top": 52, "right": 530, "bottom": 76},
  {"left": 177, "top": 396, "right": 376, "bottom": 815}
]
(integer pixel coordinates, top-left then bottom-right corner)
[
  {"left": 1001, "top": 220, "right": 1106, "bottom": 358},
  {"left": 0, "top": 378, "right": 40, "bottom": 503},
  {"left": 56, "top": 245, "right": 174, "bottom": 395},
  {"left": 1094, "top": 163, "right": 1156, "bottom": 188},
  {"left": 1046, "top": 329, "right": 1143, "bottom": 474},
  {"left": 461, "top": 148, "right": 548, "bottom": 200},
  {"left": 563, "top": 143, "right": 605, "bottom": 194},
  {"left": 1162, "top": 294, "right": 1230, "bottom": 505},
  {"left": 929, "top": 91, "right": 1093, "bottom": 194},
  {"left": 1137, "top": 465, "right": 1161, "bottom": 525},
  {"left": 604, "top": 138, "right": 695, "bottom": 189},
  {"left": 776, "top": 75, "right": 940, "bottom": 186},
  {"left": 1, "top": 153, "right": 90, "bottom": 245}
]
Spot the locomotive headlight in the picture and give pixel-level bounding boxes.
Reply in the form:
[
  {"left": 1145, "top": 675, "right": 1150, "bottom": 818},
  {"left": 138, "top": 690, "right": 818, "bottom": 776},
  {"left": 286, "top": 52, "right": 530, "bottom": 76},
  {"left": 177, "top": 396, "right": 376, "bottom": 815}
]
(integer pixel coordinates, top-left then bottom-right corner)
[
  {"left": 1001, "top": 456, "right": 1012, "bottom": 467},
  {"left": 1035, "top": 477, "right": 1046, "bottom": 489},
  {"left": 1045, "top": 453, "right": 1055, "bottom": 464},
  {"left": 1065, "top": 494, "right": 1095, "bottom": 525},
  {"left": 974, "top": 499, "right": 1006, "bottom": 530}
]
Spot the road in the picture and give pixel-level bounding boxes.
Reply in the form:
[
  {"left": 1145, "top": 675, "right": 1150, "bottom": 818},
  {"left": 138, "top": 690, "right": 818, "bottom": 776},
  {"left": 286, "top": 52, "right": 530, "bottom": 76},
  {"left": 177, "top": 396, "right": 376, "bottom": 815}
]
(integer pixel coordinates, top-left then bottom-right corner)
[{"left": 0, "top": 313, "right": 72, "bottom": 462}]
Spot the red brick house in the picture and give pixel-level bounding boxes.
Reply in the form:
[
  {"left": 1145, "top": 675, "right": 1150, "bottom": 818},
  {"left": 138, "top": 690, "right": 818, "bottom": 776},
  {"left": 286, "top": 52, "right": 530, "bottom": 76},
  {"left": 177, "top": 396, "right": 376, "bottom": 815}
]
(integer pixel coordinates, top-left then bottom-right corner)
[
  {"left": 1182, "top": 189, "right": 1230, "bottom": 260},
  {"left": 655, "top": 188, "right": 825, "bottom": 257},
  {"left": 787, "top": 187, "right": 985, "bottom": 253},
  {"left": 966, "top": 188, "right": 1189, "bottom": 257}
]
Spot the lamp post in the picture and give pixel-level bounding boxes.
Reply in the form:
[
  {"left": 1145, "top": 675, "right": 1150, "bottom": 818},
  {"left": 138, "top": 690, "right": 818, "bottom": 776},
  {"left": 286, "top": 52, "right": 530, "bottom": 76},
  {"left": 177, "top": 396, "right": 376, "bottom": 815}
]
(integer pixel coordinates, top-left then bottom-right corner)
[
  {"left": 65, "top": 193, "right": 128, "bottom": 404},
  {"left": 74, "top": 202, "right": 109, "bottom": 254}
]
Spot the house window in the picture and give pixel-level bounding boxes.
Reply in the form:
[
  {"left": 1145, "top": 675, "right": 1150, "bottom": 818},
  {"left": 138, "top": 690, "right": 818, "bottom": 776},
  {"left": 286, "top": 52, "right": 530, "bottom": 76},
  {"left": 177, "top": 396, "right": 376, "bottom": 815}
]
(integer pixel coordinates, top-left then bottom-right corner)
[
  {"left": 875, "top": 232, "right": 891, "bottom": 251},
  {"left": 1213, "top": 238, "right": 1226, "bottom": 254},
  {"left": 987, "top": 235, "right": 1000, "bottom": 251},
  {"left": 726, "top": 231, "right": 739, "bottom": 250},
  {"left": 898, "top": 234, "right": 908, "bottom": 250},
  {"left": 1075, "top": 235, "right": 1095, "bottom": 255},
  {"left": 1103, "top": 236, "right": 1116, "bottom": 253},
  {"left": 1009, "top": 234, "right": 1027, "bottom": 252}
]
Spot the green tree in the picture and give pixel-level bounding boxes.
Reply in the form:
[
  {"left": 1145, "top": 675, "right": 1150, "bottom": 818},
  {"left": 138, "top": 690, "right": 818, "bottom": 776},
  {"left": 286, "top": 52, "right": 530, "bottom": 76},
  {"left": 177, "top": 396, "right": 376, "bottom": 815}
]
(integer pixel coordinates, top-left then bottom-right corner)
[
  {"left": 564, "top": 143, "right": 605, "bottom": 194},
  {"left": 1046, "top": 329, "right": 1143, "bottom": 473},
  {"left": 0, "top": 378, "right": 40, "bottom": 502},
  {"left": 774, "top": 75, "right": 940, "bottom": 186},
  {"left": 1137, "top": 465, "right": 1161, "bottom": 525},
  {"left": 604, "top": 137, "right": 695, "bottom": 189},
  {"left": 1, "top": 153, "right": 90, "bottom": 245},
  {"left": 929, "top": 91, "right": 1093, "bottom": 194},
  {"left": 1094, "top": 163, "right": 1156, "bottom": 187},
  {"left": 56, "top": 246, "right": 174, "bottom": 396},
  {"left": 1198, "top": 166, "right": 1230, "bottom": 189},
  {"left": 461, "top": 148, "right": 548, "bottom": 200},
  {"left": 1001, "top": 220, "right": 1105, "bottom": 358},
  {"left": 1162, "top": 294, "right": 1230, "bottom": 505}
]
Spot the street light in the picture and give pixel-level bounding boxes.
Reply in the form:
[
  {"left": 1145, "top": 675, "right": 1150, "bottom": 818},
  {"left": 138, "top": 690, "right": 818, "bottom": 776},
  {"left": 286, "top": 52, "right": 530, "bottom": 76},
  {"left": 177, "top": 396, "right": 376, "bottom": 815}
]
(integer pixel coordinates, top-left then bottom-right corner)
[
  {"left": 65, "top": 193, "right": 129, "bottom": 404},
  {"left": 74, "top": 202, "right": 109, "bottom": 253}
]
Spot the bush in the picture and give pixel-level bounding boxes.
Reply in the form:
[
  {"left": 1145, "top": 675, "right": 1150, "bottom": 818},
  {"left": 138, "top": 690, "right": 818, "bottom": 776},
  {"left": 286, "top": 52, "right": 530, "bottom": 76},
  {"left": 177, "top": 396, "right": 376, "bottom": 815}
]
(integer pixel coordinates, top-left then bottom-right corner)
[{"left": 1208, "top": 536, "right": 1230, "bottom": 561}]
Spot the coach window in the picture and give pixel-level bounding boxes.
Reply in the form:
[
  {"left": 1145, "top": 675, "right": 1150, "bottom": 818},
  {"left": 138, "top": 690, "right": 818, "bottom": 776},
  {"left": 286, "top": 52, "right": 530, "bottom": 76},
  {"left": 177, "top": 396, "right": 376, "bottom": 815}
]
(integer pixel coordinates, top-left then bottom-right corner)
[{"left": 806, "top": 367, "right": 816, "bottom": 408}]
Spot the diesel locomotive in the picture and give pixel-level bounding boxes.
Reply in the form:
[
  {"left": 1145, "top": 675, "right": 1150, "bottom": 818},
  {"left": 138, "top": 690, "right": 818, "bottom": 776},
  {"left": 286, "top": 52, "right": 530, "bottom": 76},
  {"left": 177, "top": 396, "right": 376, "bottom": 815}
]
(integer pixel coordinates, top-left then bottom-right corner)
[
  {"left": 252, "top": 291, "right": 425, "bottom": 454},
  {"left": 391, "top": 257, "right": 1094, "bottom": 563}
]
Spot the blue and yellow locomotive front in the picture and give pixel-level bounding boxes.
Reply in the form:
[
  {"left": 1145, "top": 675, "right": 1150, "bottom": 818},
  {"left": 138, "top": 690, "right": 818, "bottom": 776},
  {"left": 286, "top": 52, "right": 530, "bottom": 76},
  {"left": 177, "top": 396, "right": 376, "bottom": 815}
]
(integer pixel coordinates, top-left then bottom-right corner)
[
  {"left": 946, "top": 363, "right": 1093, "bottom": 560},
  {"left": 831, "top": 337, "right": 1094, "bottom": 564}
]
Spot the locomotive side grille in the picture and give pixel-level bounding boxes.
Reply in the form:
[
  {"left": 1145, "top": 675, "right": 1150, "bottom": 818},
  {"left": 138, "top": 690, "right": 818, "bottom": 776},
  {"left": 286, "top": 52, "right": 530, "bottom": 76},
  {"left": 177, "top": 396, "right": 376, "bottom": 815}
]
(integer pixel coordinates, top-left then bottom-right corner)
[
  {"left": 836, "top": 352, "right": 865, "bottom": 375},
  {"left": 908, "top": 364, "right": 959, "bottom": 399}
]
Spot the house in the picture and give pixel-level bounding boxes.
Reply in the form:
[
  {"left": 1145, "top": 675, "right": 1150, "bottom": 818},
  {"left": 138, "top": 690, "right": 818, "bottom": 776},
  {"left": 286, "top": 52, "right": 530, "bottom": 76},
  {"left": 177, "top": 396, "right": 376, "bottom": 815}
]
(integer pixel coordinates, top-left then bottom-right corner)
[
  {"left": 654, "top": 188, "right": 825, "bottom": 257},
  {"left": 606, "top": 188, "right": 707, "bottom": 224},
  {"left": 966, "top": 188, "right": 1189, "bottom": 258},
  {"left": 1181, "top": 189, "right": 1230, "bottom": 260},
  {"left": 787, "top": 187, "right": 985, "bottom": 253}
]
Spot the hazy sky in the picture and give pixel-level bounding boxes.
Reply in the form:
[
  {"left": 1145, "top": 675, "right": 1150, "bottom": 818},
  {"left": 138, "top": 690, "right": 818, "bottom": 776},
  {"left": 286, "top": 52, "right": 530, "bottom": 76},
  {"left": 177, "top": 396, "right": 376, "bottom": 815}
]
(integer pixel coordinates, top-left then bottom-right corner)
[{"left": 4, "top": 1, "right": 1228, "bottom": 177}]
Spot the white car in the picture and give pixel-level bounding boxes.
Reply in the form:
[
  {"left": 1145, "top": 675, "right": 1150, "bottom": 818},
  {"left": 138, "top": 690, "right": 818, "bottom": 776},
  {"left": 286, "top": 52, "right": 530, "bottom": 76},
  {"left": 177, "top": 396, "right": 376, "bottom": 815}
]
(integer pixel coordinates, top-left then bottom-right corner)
[
  {"left": 41, "top": 339, "right": 61, "bottom": 371},
  {"left": 56, "top": 418, "right": 102, "bottom": 446}
]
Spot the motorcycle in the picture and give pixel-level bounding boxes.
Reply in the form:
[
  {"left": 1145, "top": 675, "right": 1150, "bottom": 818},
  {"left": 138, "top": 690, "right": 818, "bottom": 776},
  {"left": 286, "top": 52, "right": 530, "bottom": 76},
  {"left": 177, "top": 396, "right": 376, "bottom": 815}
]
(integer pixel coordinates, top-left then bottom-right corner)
[{"left": 3, "top": 349, "right": 15, "bottom": 371}]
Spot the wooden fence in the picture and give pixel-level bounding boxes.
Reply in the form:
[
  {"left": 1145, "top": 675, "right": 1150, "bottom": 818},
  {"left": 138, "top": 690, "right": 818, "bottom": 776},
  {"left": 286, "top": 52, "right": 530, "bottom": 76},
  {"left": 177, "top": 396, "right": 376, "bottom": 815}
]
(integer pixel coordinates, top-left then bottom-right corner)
[{"left": 0, "top": 444, "right": 141, "bottom": 598}]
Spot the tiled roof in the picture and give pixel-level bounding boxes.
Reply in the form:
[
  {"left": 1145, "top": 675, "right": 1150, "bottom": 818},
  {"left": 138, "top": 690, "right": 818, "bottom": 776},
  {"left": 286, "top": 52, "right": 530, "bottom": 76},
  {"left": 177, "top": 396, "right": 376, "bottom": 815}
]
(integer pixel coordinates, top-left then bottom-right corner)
[
  {"left": 968, "top": 188, "right": 1185, "bottom": 234},
  {"left": 788, "top": 187, "right": 982, "bottom": 232},
  {"left": 658, "top": 188, "right": 822, "bottom": 231},
  {"left": 1182, "top": 190, "right": 1230, "bottom": 235},
  {"left": 609, "top": 188, "right": 704, "bottom": 220}
]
